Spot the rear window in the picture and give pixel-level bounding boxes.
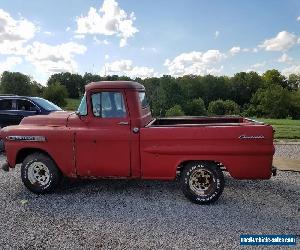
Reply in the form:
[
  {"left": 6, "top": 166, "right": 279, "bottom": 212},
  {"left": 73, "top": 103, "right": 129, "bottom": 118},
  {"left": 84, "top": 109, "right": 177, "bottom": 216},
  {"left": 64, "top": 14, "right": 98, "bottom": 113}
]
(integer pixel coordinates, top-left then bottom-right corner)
[
  {"left": 0, "top": 99, "right": 12, "bottom": 110},
  {"left": 31, "top": 97, "right": 62, "bottom": 111},
  {"left": 139, "top": 92, "right": 149, "bottom": 109}
]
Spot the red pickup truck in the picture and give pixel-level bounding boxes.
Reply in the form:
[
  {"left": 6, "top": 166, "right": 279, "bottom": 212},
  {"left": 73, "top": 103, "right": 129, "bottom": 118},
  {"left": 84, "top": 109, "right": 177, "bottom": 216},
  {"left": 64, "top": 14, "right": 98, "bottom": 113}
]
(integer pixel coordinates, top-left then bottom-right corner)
[{"left": 0, "top": 81, "right": 276, "bottom": 204}]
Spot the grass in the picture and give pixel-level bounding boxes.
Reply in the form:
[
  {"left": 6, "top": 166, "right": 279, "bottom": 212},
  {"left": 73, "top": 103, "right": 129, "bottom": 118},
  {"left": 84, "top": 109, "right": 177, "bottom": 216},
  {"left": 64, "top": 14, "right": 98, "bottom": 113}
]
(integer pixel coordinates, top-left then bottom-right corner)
[
  {"left": 65, "top": 98, "right": 81, "bottom": 111},
  {"left": 63, "top": 98, "right": 300, "bottom": 140},
  {"left": 257, "top": 118, "right": 300, "bottom": 140}
]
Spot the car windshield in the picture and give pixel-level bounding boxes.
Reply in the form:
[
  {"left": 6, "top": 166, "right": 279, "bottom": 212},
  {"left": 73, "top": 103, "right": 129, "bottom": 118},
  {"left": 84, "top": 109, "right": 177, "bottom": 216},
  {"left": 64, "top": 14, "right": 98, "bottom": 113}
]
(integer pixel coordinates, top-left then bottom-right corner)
[{"left": 31, "top": 97, "right": 62, "bottom": 111}]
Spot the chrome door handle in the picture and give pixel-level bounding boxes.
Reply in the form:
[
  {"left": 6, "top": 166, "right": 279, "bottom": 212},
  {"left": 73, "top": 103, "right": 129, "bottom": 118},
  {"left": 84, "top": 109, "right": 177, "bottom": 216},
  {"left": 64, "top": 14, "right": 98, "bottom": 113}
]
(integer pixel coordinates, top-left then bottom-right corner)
[{"left": 118, "top": 121, "right": 129, "bottom": 125}]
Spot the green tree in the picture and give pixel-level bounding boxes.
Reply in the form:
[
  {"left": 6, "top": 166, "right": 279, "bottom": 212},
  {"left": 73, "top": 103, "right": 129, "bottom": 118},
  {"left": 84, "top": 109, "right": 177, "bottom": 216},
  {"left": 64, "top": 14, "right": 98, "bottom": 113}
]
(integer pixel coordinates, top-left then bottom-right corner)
[
  {"left": 250, "top": 85, "right": 291, "bottom": 118},
  {"left": 30, "top": 81, "right": 45, "bottom": 97},
  {"left": 165, "top": 105, "right": 185, "bottom": 116},
  {"left": 287, "top": 74, "right": 300, "bottom": 91},
  {"left": 43, "top": 82, "right": 68, "bottom": 107},
  {"left": 47, "top": 73, "right": 84, "bottom": 98},
  {"left": 230, "top": 71, "right": 263, "bottom": 107},
  {"left": 0, "top": 71, "right": 32, "bottom": 95},
  {"left": 289, "top": 90, "right": 300, "bottom": 119},
  {"left": 208, "top": 99, "right": 240, "bottom": 115},
  {"left": 262, "top": 69, "right": 287, "bottom": 89},
  {"left": 160, "top": 75, "right": 186, "bottom": 110},
  {"left": 184, "top": 97, "right": 207, "bottom": 116}
]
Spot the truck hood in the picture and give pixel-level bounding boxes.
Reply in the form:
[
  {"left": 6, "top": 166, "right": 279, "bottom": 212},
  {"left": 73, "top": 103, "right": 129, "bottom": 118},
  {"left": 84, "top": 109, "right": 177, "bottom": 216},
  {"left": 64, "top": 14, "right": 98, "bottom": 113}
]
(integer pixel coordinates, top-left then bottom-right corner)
[{"left": 20, "top": 111, "right": 74, "bottom": 127}]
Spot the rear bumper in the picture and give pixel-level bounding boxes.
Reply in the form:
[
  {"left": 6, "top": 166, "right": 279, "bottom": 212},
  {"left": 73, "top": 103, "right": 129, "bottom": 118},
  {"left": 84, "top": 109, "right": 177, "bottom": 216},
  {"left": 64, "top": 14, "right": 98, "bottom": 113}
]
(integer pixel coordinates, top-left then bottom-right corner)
[{"left": 272, "top": 166, "right": 277, "bottom": 176}]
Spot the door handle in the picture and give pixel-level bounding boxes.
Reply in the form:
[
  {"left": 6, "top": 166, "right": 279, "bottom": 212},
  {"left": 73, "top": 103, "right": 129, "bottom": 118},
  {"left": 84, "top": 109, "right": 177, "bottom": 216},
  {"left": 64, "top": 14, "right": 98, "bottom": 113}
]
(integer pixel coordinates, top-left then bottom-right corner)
[{"left": 118, "top": 121, "right": 129, "bottom": 125}]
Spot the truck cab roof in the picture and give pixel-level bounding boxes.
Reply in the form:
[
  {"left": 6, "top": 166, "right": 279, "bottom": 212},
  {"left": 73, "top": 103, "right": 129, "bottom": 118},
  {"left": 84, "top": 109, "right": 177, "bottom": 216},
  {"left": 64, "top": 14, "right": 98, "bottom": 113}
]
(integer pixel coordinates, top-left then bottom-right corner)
[{"left": 85, "top": 81, "right": 145, "bottom": 91}]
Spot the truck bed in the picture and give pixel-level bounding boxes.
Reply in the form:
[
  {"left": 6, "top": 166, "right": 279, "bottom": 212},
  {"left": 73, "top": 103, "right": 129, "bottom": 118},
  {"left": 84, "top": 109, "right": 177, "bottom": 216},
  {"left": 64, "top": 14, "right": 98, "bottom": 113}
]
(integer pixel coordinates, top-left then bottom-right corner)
[{"left": 148, "top": 116, "right": 263, "bottom": 127}]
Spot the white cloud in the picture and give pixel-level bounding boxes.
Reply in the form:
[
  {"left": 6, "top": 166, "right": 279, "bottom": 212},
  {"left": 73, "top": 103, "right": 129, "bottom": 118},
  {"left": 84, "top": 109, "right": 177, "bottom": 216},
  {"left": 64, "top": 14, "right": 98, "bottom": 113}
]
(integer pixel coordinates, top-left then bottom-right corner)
[
  {"left": 73, "top": 34, "right": 85, "bottom": 39},
  {"left": 229, "top": 46, "right": 241, "bottom": 55},
  {"left": 101, "top": 59, "right": 154, "bottom": 78},
  {"left": 282, "top": 65, "right": 300, "bottom": 76},
  {"left": 251, "top": 61, "right": 266, "bottom": 68},
  {"left": 43, "top": 31, "right": 53, "bottom": 36},
  {"left": 0, "top": 9, "right": 38, "bottom": 55},
  {"left": 259, "top": 31, "right": 297, "bottom": 51},
  {"left": 66, "top": 27, "right": 71, "bottom": 32},
  {"left": 76, "top": 0, "right": 138, "bottom": 47},
  {"left": 104, "top": 54, "right": 110, "bottom": 60},
  {"left": 140, "top": 46, "right": 158, "bottom": 53},
  {"left": 252, "top": 48, "right": 258, "bottom": 53},
  {"left": 93, "top": 36, "right": 109, "bottom": 45},
  {"left": 0, "top": 56, "right": 22, "bottom": 73},
  {"left": 164, "top": 50, "right": 225, "bottom": 76},
  {"left": 278, "top": 53, "right": 293, "bottom": 63},
  {"left": 297, "top": 16, "right": 300, "bottom": 21},
  {"left": 25, "top": 41, "right": 87, "bottom": 74},
  {"left": 214, "top": 30, "right": 220, "bottom": 38}
]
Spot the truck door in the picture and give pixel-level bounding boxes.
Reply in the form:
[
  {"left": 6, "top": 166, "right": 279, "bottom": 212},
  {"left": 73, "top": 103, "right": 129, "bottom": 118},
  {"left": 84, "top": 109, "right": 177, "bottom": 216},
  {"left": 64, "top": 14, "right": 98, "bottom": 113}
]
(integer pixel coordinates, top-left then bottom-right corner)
[{"left": 75, "top": 91, "right": 131, "bottom": 177}]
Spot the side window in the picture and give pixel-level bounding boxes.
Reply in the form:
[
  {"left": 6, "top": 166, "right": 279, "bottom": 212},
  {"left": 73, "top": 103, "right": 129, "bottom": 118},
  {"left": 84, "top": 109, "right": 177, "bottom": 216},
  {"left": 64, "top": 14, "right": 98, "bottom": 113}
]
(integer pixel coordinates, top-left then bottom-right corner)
[
  {"left": 0, "top": 99, "right": 13, "bottom": 110},
  {"left": 138, "top": 92, "right": 149, "bottom": 109},
  {"left": 17, "top": 100, "right": 37, "bottom": 111},
  {"left": 91, "top": 92, "right": 127, "bottom": 118}
]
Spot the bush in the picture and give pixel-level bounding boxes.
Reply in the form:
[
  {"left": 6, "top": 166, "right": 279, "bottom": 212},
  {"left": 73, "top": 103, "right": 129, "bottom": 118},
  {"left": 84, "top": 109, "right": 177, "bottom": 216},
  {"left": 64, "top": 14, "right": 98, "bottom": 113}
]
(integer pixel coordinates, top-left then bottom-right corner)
[
  {"left": 165, "top": 105, "right": 185, "bottom": 116},
  {"left": 43, "top": 82, "right": 68, "bottom": 108},
  {"left": 208, "top": 99, "right": 240, "bottom": 115},
  {"left": 184, "top": 97, "right": 207, "bottom": 116}
]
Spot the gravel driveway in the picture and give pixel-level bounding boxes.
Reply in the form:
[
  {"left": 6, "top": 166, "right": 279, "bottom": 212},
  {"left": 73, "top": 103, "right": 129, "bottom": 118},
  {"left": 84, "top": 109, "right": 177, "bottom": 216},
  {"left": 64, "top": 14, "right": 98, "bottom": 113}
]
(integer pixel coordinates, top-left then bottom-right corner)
[{"left": 0, "top": 148, "right": 299, "bottom": 249}]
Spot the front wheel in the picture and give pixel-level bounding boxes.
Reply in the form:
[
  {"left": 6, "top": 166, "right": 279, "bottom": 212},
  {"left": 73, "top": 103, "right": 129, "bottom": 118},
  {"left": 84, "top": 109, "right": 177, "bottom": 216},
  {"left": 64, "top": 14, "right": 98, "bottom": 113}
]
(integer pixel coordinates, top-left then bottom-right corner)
[
  {"left": 181, "top": 161, "right": 224, "bottom": 204},
  {"left": 21, "top": 153, "right": 62, "bottom": 194}
]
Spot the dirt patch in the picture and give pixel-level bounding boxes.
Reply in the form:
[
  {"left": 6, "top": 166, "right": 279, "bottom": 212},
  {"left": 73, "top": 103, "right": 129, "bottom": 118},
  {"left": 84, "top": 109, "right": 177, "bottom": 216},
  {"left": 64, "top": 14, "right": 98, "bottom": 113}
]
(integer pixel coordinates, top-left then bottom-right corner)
[{"left": 273, "top": 157, "right": 300, "bottom": 172}]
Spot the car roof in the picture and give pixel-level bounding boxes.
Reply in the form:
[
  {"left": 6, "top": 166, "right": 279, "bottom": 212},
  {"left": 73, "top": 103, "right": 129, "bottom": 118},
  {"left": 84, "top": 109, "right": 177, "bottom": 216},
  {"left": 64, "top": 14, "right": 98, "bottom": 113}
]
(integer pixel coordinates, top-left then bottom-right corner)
[{"left": 0, "top": 95, "right": 38, "bottom": 100}]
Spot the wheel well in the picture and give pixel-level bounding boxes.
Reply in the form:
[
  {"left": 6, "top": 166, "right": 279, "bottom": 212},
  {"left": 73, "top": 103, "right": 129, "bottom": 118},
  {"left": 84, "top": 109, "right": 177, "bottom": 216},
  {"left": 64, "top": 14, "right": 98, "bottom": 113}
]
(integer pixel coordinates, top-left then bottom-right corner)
[
  {"left": 176, "top": 160, "right": 226, "bottom": 177},
  {"left": 16, "top": 148, "right": 53, "bottom": 165}
]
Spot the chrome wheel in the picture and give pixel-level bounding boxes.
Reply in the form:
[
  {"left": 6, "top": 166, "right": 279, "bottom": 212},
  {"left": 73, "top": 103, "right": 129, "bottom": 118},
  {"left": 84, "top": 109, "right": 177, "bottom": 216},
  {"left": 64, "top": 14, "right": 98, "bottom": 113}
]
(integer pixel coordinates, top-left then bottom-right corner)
[
  {"left": 189, "top": 168, "right": 215, "bottom": 196},
  {"left": 27, "top": 162, "right": 50, "bottom": 186}
]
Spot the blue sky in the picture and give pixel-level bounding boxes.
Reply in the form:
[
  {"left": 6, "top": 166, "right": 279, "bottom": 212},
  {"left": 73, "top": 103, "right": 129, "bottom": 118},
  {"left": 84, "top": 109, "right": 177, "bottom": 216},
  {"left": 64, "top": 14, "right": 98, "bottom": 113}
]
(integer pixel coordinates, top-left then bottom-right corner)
[{"left": 0, "top": 0, "right": 300, "bottom": 84}]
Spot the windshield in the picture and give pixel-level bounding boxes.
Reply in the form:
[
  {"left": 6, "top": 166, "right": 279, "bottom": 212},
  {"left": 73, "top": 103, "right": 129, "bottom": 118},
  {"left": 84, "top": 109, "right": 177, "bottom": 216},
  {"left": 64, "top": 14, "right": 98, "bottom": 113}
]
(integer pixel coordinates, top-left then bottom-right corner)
[
  {"left": 77, "top": 93, "right": 87, "bottom": 115},
  {"left": 31, "top": 97, "right": 62, "bottom": 111}
]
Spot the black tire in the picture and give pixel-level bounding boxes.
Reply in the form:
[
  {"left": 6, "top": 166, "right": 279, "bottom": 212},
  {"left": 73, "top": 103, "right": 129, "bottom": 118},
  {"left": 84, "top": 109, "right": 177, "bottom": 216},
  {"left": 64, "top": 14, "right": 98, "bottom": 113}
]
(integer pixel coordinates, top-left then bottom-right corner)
[
  {"left": 0, "top": 139, "right": 4, "bottom": 153},
  {"left": 21, "top": 153, "right": 62, "bottom": 194},
  {"left": 181, "top": 161, "right": 224, "bottom": 205}
]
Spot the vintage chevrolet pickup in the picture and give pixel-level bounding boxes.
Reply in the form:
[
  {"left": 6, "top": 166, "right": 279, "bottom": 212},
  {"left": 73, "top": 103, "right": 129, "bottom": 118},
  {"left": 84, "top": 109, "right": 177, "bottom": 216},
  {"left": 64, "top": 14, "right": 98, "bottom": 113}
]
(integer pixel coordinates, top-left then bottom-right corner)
[{"left": 0, "top": 81, "right": 276, "bottom": 204}]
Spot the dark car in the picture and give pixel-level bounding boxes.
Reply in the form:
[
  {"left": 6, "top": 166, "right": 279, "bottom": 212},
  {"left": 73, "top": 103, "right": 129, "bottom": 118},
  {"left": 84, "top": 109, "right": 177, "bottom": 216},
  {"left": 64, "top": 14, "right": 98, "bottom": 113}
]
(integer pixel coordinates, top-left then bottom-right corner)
[
  {"left": 0, "top": 95, "right": 62, "bottom": 128},
  {"left": 0, "top": 95, "right": 62, "bottom": 152}
]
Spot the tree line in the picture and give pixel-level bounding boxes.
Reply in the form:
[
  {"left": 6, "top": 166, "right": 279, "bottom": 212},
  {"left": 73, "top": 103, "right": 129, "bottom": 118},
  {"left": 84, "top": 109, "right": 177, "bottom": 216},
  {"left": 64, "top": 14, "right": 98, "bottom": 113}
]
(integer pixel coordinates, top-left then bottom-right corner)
[{"left": 0, "top": 70, "right": 299, "bottom": 119}]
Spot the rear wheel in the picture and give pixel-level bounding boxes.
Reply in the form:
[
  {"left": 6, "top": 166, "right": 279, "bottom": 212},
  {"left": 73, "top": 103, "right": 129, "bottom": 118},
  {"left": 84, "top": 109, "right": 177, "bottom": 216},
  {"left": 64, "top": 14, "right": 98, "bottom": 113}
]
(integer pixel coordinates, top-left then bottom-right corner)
[
  {"left": 181, "top": 161, "right": 224, "bottom": 204},
  {"left": 21, "top": 153, "right": 62, "bottom": 194}
]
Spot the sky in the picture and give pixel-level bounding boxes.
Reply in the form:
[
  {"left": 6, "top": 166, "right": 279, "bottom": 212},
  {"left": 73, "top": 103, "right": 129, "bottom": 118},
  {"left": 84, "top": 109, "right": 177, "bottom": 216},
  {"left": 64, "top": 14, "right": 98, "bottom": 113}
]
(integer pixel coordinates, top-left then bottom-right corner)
[{"left": 0, "top": 0, "right": 300, "bottom": 84}]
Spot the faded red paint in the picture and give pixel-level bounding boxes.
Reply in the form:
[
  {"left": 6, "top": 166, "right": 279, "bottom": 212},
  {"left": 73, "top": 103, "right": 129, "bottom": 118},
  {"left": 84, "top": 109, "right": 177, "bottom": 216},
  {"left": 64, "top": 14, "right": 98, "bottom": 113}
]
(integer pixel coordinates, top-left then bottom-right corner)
[{"left": 0, "top": 81, "right": 275, "bottom": 180}]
